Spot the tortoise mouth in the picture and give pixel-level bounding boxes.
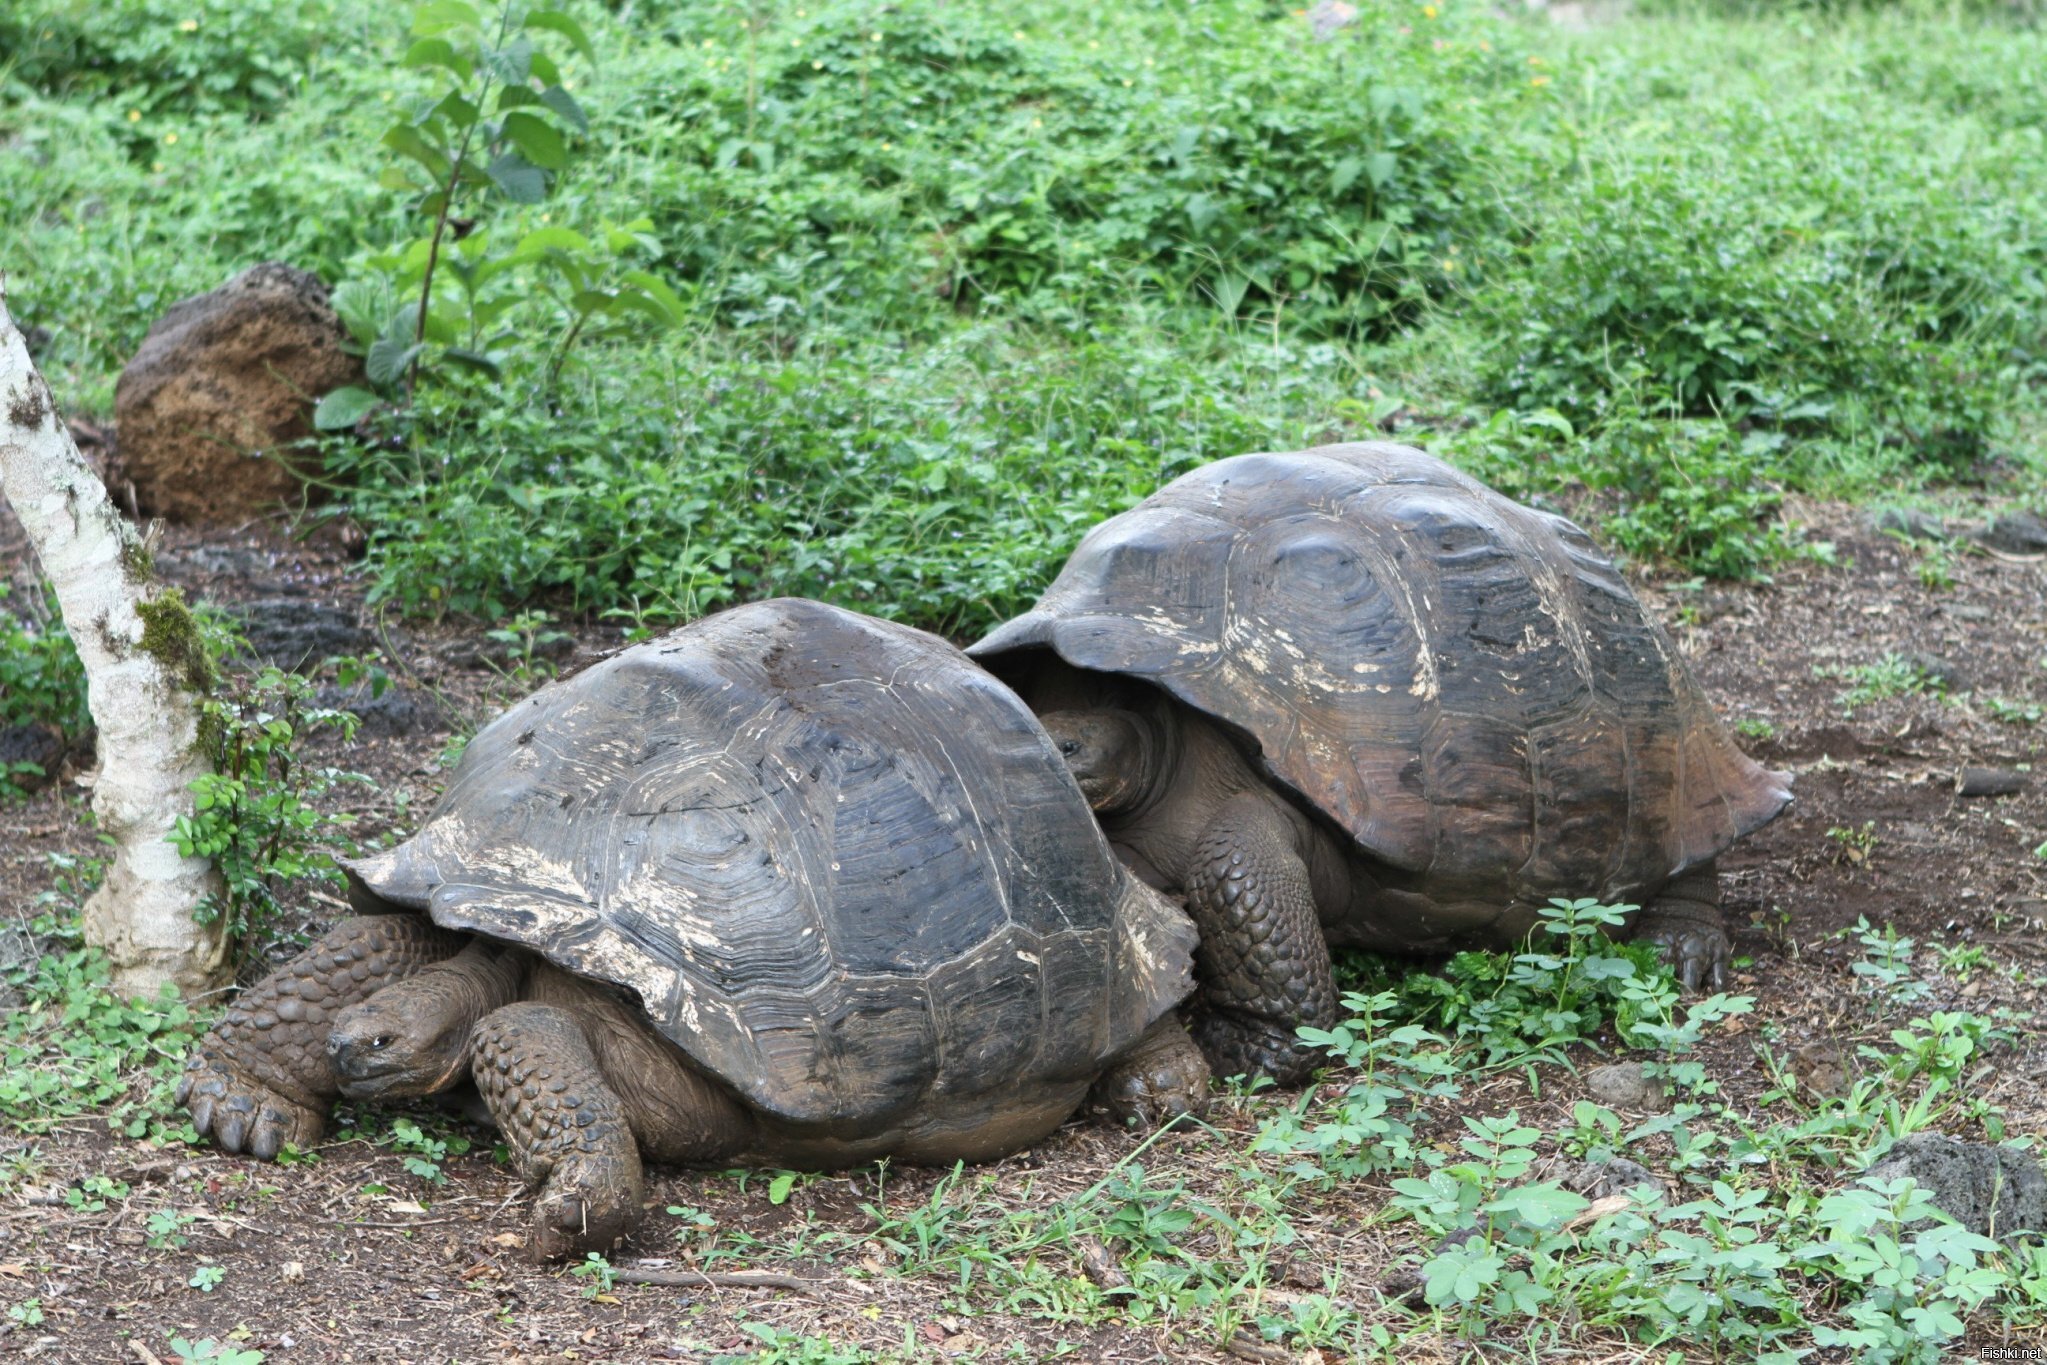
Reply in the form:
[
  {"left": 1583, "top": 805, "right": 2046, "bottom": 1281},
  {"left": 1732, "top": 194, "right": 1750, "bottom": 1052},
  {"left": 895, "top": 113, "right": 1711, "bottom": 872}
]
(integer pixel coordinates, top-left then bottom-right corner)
[{"left": 331, "top": 1038, "right": 472, "bottom": 1099}]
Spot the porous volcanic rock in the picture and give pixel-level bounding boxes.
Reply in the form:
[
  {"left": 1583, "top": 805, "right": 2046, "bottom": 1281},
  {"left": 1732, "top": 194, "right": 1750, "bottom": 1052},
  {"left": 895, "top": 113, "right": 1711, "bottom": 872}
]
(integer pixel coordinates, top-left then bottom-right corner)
[
  {"left": 114, "top": 263, "right": 360, "bottom": 523},
  {"left": 1866, "top": 1134, "right": 2047, "bottom": 1244}
]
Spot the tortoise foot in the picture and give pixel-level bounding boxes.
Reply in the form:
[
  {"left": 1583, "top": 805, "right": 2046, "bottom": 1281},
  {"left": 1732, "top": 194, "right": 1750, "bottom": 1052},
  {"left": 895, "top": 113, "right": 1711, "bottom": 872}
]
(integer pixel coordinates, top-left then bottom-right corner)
[
  {"left": 1632, "top": 864, "right": 1729, "bottom": 992},
  {"left": 1635, "top": 918, "right": 1730, "bottom": 993},
  {"left": 176, "top": 1051, "right": 326, "bottom": 1159},
  {"left": 1090, "top": 1016, "right": 1211, "bottom": 1131},
  {"left": 529, "top": 1152, "right": 643, "bottom": 1262}
]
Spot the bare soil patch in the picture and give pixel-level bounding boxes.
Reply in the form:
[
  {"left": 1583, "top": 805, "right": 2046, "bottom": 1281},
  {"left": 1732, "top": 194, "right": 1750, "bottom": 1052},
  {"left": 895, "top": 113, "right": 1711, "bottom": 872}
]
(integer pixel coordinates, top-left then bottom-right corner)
[{"left": 0, "top": 501, "right": 2041, "bottom": 1363}]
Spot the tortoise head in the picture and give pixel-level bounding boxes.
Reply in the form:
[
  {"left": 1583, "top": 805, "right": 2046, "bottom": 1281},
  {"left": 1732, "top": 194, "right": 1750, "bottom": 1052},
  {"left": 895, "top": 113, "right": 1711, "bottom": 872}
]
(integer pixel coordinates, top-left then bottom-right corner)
[
  {"left": 327, "top": 941, "right": 523, "bottom": 1099},
  {"left": 1041, "top": 708, "right": 1161, "bottom": 815}
]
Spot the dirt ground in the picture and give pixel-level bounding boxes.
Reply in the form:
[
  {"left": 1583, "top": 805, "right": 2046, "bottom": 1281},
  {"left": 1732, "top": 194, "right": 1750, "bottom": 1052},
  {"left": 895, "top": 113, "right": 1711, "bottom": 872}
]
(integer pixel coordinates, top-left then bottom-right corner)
[{"left": 0, "top": 495, "right": 2042, "bottom": 1364}]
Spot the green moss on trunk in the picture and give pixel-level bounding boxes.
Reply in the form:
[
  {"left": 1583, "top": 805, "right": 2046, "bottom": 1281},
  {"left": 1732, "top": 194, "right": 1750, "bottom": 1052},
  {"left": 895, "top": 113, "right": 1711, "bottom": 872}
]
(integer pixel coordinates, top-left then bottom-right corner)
[{"left": 135, "top": 589, "right": 217, "bottom": 696}]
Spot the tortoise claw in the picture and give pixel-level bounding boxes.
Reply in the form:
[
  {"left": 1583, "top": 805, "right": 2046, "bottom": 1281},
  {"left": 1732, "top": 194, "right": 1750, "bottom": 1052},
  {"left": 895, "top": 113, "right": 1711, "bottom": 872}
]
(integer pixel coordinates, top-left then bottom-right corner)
[
  {"left": 529, "top": 1162, "right": 639, "bottom": 1262},
  {"left": 1638, "top": 922, "right": 1728, "bottom": 994},
  {"left": 1090, "top": 1019, "right": 1212, "bottom": 1131},
  {"left": 179, "top": 1052, "right": 325, "bottom": 1159}
]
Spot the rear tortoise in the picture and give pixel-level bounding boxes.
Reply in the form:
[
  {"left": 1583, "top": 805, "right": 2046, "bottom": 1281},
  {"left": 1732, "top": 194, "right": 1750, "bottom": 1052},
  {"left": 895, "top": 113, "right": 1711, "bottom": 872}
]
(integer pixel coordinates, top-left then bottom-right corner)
[
  {"left": 179, "top": 599, "right": 1206, "bottom": 1258},
  {"left": 971, "top": 443, "right": 1792, "bottom": 1084}
]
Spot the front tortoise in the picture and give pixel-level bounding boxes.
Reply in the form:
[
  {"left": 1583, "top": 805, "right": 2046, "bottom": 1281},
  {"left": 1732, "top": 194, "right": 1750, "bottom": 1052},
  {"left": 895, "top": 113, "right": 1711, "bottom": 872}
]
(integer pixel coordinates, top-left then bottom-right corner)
[
  {"left": 971, "top": 443, "right": 1792, "bottom": 1084},
  {"left": 179, "top": 599, "right": 1205, "bottom": 1258}
]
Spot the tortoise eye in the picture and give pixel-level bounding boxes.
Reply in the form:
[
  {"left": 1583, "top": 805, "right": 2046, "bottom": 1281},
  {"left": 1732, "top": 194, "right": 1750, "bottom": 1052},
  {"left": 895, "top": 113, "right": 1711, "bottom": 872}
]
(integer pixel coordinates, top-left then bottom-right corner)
[{"left": 371, "top": 1036, "right": 392, "bottom": 1050}]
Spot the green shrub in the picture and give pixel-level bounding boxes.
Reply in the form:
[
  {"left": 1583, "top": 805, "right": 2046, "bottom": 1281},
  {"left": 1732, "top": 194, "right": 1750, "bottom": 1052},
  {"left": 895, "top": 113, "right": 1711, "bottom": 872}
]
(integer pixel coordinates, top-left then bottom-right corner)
[
  {"left": 1470, "top": 139, "right": 2019, "bottom": 464},
  {"left": 168, "top": 664, "right": 371, "bottom": 952},
  {"left": 0, "top": 585, "right": 91, "bottom": 798},
  {"left": 627, "top": 0, "right": 1504, "bottom": 339},
  {"left": 329, "top": 323, "right": 1326, "bottom": 632},
  {"left": 0, "top": 0, "right": 344, "bottom": 115}
]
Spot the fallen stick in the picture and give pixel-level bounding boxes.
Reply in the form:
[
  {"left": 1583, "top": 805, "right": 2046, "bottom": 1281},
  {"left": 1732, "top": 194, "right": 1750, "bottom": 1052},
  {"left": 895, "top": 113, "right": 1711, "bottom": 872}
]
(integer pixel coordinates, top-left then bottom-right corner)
[{"left": 609, "top": 1266, "right": 820, "bottom": 1294}]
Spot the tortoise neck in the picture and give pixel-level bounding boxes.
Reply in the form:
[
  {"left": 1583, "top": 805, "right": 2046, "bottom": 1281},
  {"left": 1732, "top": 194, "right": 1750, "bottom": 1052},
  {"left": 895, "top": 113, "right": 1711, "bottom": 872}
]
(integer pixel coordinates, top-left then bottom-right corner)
[{"left": 1100, "top": 694, "right": 1179, "bottom": 822}]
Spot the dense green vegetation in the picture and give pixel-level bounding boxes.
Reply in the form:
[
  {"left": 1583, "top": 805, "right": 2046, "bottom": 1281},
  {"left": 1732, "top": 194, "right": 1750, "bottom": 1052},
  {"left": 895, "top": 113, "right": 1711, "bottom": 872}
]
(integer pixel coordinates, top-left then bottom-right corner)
[{"left": 5, "top": 0, "right": 2041, "bottom": 634}]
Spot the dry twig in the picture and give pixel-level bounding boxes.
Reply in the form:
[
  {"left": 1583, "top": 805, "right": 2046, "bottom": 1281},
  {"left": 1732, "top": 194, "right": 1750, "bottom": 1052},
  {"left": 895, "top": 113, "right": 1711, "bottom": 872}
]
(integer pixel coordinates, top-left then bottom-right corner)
[{"left": 610, "top": 1266, "right": 820, "bottom": 1294}]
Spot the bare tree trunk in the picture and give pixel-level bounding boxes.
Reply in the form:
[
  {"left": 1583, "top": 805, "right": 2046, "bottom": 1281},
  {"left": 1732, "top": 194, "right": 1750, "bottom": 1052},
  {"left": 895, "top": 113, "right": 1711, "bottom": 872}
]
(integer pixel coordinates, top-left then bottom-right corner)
[{"left": 0, "top": 280, "right": 228, "bottom": 999}]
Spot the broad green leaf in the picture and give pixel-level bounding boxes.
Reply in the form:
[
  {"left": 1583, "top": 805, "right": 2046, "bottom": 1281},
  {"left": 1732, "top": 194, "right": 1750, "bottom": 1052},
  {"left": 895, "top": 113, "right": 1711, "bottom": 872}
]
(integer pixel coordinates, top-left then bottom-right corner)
[
  {"left": 516, "top": 226, "right": 594, "bottom": 255},
  {"left": 420, "top": 307, "right": 462, "bottom": 347},
  {"left": 525, "top": 9, "right": 596, "bottom": 64},
  {"left": 429, "top": 90, "right": 481, "bottom": 130},
  {"left": 441, "top": 347, "right": 503, "bottom": 377},
  {"left": 1330, "top": 157, "right": 1363, "bottom": 195},
  {"left": 1484, "top": 1184, "right": 1590, "bottom": 1230},
  {"left": 486, "top": 151, "right": 545, "bottom": 202},
  {"left": 534, "top": 254, "right": 591, "bottom": 291},
  {"left": 539, "top": 85, "right": 588, "bottom": 133},
  {"left": 529, "top": 51, "right": 562, "bottom": 87},
  {"left": 503, "top": 111, "right": 568, "bottom": 170},
  {"left": 312, "top": 387, "right": 378, "bottom": 431},
  {"left": 381, "top": 125, "right": 450, "bottom": 180},
  {"left": 1518, "top": 408, "right": 1575, "bottom": 439},
  {"left": 1423, "top": 1244, "right": 1502, "bottom": 1306},
  {"left": 487, "top": 36, "right": 533, "bottom": 85},
  {"left": 621, "top": 270, "right": 688, "bottom": 326},
  {"left": 1363, "top": 151, "right": 1397, "bottom": 189},
  {"left": 327, "top": 279, "right": 387, "bottom": 348},
  {"left": 766, "top": 1172, "right": 797, "bottom": 1205},
  {"left": 495, "top": 84, "right": 541, "bottom": 111},
  {"left": 411, "top": 0, "right": 481, "bottom": 37},
  {"left": 570, "top": 288, "right": 620, "bottom": 318},
  {"left": 401, "top": 37, "right": 472, "bottom": 81},
  {"left": 365, "top": 337, "right": 425, "bottom": 387}
]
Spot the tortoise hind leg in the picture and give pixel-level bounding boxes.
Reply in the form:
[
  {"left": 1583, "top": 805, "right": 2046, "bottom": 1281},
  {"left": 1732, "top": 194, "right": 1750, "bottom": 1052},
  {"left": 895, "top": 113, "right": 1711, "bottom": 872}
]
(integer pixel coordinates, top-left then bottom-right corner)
[
  {"left": 1184, "top": 792, "right": 1339, "bottom": 1087},
  {"left": 1088, "top": 1014, "right": 1212, "bottom": 1130},
  {"left": 1630, "top": 860, "right": 1728, "bottom": 992}
]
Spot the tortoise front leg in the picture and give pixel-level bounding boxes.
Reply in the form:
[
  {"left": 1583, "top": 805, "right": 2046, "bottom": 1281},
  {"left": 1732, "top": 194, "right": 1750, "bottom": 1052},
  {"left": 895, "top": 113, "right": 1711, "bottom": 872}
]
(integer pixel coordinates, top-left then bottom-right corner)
[
  {"left": 178, "top": 915, "right": 466, "bottom": 1159},
  {"left": 1184, "top": 792, "right": 1339, "bottom": 1087},
  {"left": 1630, "top": 860, "right": 1728, "bottom": 991},
  {"left": 471, "top": 1000, "right": 750, "bottom": 1261}
]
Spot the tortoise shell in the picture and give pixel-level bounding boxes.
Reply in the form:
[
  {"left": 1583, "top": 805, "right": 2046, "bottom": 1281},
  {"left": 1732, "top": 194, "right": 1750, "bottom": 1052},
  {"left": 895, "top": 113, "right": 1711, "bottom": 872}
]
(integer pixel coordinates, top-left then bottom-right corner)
[
  {"left": 346, "top": 598, "right": 1194, "bottom": 1131},
  {"left": 971, "top": 444, "right": 1791, "bottom": 909}
]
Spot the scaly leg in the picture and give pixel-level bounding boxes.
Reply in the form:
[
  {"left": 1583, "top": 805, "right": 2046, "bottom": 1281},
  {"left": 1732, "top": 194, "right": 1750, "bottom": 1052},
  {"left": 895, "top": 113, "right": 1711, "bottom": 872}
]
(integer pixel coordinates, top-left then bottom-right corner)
[
  {"left": 1184, "top": 792, "right": 1339, "bottom": 1086},
  {"left": 472, "top": 1004, "right": 642, "bottom": 1261},
  {"left": 178, "top": 914, "right": 466, "bottom": 1158},
  {"left": 1630, "top": 860, "right": 1728, "bottom": 992}
]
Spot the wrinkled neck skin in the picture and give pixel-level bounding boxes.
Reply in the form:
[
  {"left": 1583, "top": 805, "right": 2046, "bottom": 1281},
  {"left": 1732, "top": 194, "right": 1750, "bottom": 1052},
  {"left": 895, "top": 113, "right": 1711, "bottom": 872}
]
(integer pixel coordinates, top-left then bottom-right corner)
[
  {"left": 1099, "top": 696, "right": 1180, "bottom": 823},
  {"left": 328, "top": 940, "right": 527, "bottom": 1099}
]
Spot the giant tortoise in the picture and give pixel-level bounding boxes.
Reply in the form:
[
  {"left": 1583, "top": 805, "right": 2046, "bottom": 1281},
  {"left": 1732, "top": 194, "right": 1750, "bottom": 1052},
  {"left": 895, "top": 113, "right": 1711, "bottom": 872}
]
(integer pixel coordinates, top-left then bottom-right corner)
[
  {"left": 970, "top": 443, "right": 1792, "bottom": 1084},
  {"left": 179, "top": 599, "right": 1206, "bottom": 1258}
]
